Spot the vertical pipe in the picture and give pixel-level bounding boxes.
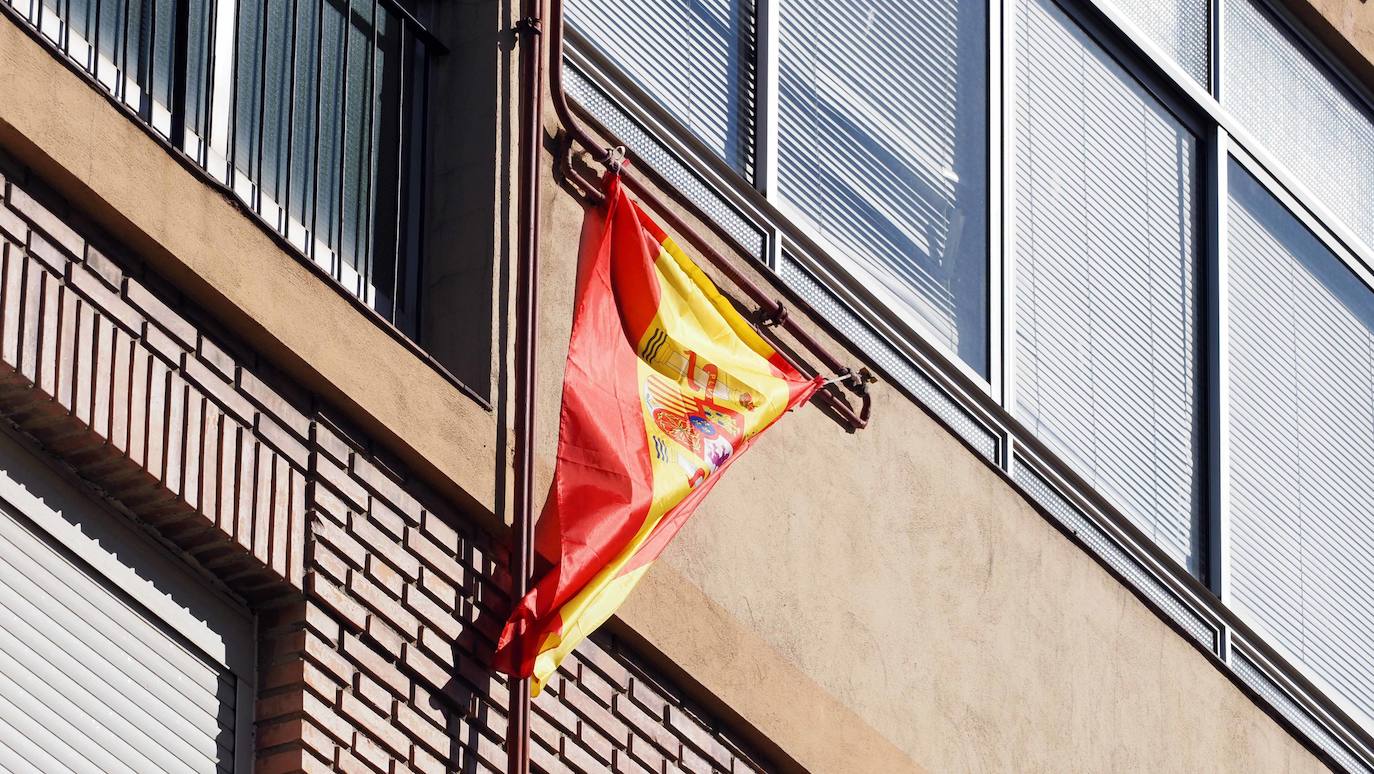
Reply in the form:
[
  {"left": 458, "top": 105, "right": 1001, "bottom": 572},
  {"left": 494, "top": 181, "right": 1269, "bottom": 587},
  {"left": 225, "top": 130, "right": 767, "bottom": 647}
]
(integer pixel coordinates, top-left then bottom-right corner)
[{"left": 508, "top": 0, "right": 544, "bottom": 769}]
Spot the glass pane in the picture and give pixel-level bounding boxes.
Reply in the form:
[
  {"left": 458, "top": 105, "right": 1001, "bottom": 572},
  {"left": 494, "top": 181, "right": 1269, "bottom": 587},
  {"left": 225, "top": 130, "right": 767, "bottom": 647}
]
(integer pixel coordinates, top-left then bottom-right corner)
[
  {"left": 1107, "top": 0, "right": 1209, "bottom": 86},
  {"left": 568, "top": 0, "right": 756, "bottom": 177},
  {"left": 1225, "top": 0, "right": 1374, "bottom": 251},
  {"left": 1228, "top": 162, "right": 1374, "bottom": 729},
  {"left": 778, "top": 0, "right": 988, "bottom": 375},
  {"left": 1013, "top": 0, "right": 1202, "bottom": 572}
]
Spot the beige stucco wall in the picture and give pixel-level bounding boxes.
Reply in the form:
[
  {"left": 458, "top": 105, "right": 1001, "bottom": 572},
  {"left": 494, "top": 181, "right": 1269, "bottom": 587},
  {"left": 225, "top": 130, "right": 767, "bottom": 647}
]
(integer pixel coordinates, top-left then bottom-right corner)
[
  {"left": 530, "top": 142, "right": 1334, "bottom": 772},
  {"left": 0, "top": 9, "right": 1342, "bottom": 772}
]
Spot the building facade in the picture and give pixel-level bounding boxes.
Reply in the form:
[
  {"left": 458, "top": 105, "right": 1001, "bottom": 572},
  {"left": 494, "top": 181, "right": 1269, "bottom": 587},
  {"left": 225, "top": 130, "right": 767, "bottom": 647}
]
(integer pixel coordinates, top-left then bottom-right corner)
[{"left": 0, "top": 0, "right": 1373, "bottom": 768}]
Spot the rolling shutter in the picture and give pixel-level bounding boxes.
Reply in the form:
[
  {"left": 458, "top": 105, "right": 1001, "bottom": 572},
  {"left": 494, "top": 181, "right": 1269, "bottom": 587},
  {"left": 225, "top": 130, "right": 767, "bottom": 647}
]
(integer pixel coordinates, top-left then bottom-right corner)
[
  {"left": 1012, "top": 0, "right": 1203, "bottom": 573},
  {"left": 0, "top": 434, "right": 250, "bottom": 774}
]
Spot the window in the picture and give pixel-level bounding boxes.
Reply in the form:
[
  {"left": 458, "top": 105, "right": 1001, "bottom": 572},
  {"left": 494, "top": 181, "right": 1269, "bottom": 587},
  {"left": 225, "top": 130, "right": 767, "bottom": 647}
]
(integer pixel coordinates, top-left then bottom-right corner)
[
  {"left": 7, "top": 0, "right": 431, "bottom": 335},
  {"left": 566, "top": 0, "right": 757, "bottom": 177},
  {"left": 1228, "top": 162, "right": 1374, "bottom": 728},
  {"left": 1224, "top": 0, "right": 1374, "bottom": 252},
  {"left": 1012, "top": 0, "right": 1202, "bottom": 572},
  {"left": 1105, "top": 0, "right": 1209, "bottom": 86},
  {"left": 778, "top": 0, "right": 988, "bottom": 375}
]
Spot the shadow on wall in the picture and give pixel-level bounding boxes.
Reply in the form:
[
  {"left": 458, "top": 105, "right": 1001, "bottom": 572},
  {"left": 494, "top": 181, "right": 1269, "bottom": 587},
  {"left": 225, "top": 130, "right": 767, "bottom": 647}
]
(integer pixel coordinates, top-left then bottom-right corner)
[{"left": 417, "top": 0, "right": 507, "bottom": 398}]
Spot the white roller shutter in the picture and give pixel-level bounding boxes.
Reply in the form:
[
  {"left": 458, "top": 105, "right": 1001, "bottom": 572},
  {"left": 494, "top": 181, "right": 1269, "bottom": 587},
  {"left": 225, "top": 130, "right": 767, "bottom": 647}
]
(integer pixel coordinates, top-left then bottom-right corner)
[{"left": 0, "top": 431, "right": 252, "bottom": 774}]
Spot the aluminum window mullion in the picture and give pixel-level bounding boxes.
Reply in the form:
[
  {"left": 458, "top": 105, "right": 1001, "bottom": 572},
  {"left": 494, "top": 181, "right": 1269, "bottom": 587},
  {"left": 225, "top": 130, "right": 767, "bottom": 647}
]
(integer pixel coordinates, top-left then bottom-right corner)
[
  {"left": 990, "top": 0, "right": 1008, "bottom": 416},
  {"left": 752, "top": 0, "right": 778, "bottom": 197},
  {"left": 1205, "top": 124, "right": 1232, "bottom": 605}
]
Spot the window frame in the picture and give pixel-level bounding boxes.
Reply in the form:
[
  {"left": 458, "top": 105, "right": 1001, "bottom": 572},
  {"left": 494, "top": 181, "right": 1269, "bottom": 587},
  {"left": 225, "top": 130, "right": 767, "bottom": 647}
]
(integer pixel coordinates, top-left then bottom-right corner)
[{"left": 562, "top": 0, "right": 1374, "bottom": 761}]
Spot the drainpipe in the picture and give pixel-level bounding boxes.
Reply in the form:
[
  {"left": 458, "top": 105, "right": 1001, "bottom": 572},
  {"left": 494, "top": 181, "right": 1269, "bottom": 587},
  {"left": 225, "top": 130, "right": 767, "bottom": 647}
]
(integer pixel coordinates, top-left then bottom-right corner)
[{"left": 509, "top": 0, "right": 544, "bottom": 770}]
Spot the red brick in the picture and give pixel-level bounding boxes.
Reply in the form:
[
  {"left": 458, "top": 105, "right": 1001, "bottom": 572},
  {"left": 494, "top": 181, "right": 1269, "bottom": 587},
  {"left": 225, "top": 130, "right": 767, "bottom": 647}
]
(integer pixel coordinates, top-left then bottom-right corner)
[
  {"left": 125, "top": 277, "right": 196, "bottom": 349},
  {"left": 312, "top": 484, "right": 349, "bottom": 524},
  {"left": 560, "top": 734, "right": 608, "bottom": 774},
  {"left": 83, "top": 245, "right": 122, "bottom": 289},
  {"left": 68, "top": 261, "right": 141, "bottom": 333},
  {"left": 665, "top": 706, "right": 732, "bottom": 770},
  {"left": 579, "top": 639, "right": 631, "bottom": 691},
  {"left": 256, "top": 689, "right": 307, "bottom": 722},
  {"left": 406, "top": 527, "right": 464, "bottom": 589},
  {"left": 239, "top": 366, "right": 310, "bottom": 439},
  {"left": 19, "top": 254, "right": 42, "bottom": 382},
  {"left": 1, "top": 244, "right": 23, "bottom": 365},
  {"left": 303, "top": 691, "right": 355, "bottom": 746},
  {"left": 351, "top": 455, "right": 420, "bottom": 522},
  {"left": 303, "top": 633, "right": 355, "bottom": 688},
  {"left": 613, "top": 748, "right": 656, "bottom": 774},
  {"left": 258, "top": 716, "right": 336, "bottom": 761},
  {"left": 253, "top": 447, "right": 275, "bottom": 566},
  {"left": 91, "top": 319, "right": 115, "bottom": 439},
  {"left": 270, "top": 452, "right": 292, "bottom": 578},
  {"left": 405, "top": 584, "right": 463, "bottom": 644},
  {"left": 394, "top": 699, "right": 450, "bottom": 759},
  {"left": 410, "top": 743, "right": 449, "bottom": 774},
  {"left": 615, "top": 695, "right": 679, "bottom": 759},
  {"left": 349, "top": 730, "right": 392, "bottom": 774},
  {"left": 369, "top": 497, "right": 406, "bottom": 542},
  {"left": 29, "top": 233, "right": 68, "bottom": 278},
  {"left": 306, "top": 572, "right": 368, "bottom": 632},
  {"left": 304, "top": 600, "right": 343, "bottom": 644},
  {"left": 181, "top": 351, "right": 253, "bottom": 424},
  {"left": 314, "top": 514, "right": 368, "bottom": 569},
  {"left": 340, "top": 694, "right": 409, "bottom": 760},
  {"left": 421, "top": 511, "right": 461, "bottom": 553},
  {"left": 257, "top": 746, "right": 332, "bottom": 774},
  {"left": 417, "top": 567, "right": 458, "bottom": 612},
  {"left": 162, "top": 373, "right": 187, "bottom": 498},
  {"left": 366, "top": 554, "right": 403, "bottom": 599},
  {"left": 9, "top": 187, "right": 82, "bottom": 258},
  {"left": 335, "top": 744, "right": 374, "bottom": 774},
  {"left": 0, "top": 207, "right": 26, "bottom": 245},
  {"left": 342, "top": 634, "right": 411, "bottom": 698},
  {"left": 366, "top": 613, "right": 406, "bottom": 656},
  {"left": 141, "top": 321, "right": 183, "bottom": 364},
  {"left": 352, "top": 515, "right": 419, "bottom": 579},
  {"left": 34, "top": 270, "right": 57, "bottom": 395},
  {"left": 400, "top": 643, "right": 450, "bottom": 696},
  {"left": 311, "top": 539, "right": 351, "bottom": 587},
  {"left": 318, "top": 456, "right": 368, "bottom": 511},
  {"left": 257, "top": 410, "right": 309, "bottom": 467},
  {"left": 54, "top": 287, "right": 78, "bottom": 409},
  {"left": 349, "top": 568, "right": 419, "bottom": 638},
  {"left": 354, "top": 672, "right": 394, "bottom": 716},
  {"left": 565, "top": 680, "right": 630, "bottom": 747}
]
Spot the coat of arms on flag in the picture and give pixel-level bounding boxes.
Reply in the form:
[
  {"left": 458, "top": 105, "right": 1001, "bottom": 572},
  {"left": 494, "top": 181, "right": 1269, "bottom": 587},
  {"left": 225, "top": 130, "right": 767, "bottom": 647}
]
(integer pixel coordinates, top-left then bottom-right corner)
[{"left": 492, "top": 174, "right": 821, "bottom": 694}]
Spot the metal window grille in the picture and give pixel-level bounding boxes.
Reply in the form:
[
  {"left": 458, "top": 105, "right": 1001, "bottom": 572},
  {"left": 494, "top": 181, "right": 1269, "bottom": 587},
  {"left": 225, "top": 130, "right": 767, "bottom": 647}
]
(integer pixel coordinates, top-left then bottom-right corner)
[{"left": 3, "top": 0, "right": 433, "bottom": 335}]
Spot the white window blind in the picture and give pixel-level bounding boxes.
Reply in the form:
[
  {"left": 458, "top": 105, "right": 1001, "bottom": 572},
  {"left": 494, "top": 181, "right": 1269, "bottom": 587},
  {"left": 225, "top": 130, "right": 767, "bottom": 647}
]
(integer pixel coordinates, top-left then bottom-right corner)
[
  {"left": 1106, "top": 0, "right": 1209, "bottom": 86},
  {"left": 1225, "top": 0, "right": 1374, "bottom": 253},
  {"left": 567, "top": 0, "right": 757, "bottom": 177},
  {"left": 1228, "top": 163, "right": 1374, "bottom": 729},
  {"left": 1013, "top": 0, "right": 1203, "bottom": 572},
  {"left": 777, "top": 0, "right": 988, "bottom": 375}
]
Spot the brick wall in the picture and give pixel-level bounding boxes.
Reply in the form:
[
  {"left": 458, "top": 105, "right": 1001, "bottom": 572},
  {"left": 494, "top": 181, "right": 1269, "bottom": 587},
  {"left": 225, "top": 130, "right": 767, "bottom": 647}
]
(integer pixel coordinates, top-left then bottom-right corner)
[{"left": 0, "top": 153, "right": 778, "bottom": 774}]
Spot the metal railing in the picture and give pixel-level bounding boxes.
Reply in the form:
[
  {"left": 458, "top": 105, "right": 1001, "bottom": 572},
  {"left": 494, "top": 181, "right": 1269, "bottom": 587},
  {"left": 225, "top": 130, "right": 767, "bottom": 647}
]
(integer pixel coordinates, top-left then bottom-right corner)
[{"left": 2, "top": 0, "right": 438, "bottom": 336}]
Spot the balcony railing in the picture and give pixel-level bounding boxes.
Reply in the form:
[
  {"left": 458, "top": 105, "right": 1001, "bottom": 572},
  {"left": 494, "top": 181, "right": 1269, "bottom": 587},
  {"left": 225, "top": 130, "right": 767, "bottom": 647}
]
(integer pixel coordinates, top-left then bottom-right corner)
[{"left": 2, "top": 0, "right": 436, "bottom": 336}]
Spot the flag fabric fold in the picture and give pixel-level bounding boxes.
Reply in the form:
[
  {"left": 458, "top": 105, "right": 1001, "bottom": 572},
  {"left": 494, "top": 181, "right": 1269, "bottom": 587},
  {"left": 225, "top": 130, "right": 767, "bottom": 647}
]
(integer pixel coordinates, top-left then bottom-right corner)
[{"left": 492, "top": 175, "right": 821, "bottom": 694}]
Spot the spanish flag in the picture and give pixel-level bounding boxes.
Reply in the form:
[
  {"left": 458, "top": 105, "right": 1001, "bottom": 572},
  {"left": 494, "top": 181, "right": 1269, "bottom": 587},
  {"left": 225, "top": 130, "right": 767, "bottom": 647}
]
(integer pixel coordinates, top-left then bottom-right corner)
[{"left": 492, "top": 175, "right": 821, "bottom": 694}]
